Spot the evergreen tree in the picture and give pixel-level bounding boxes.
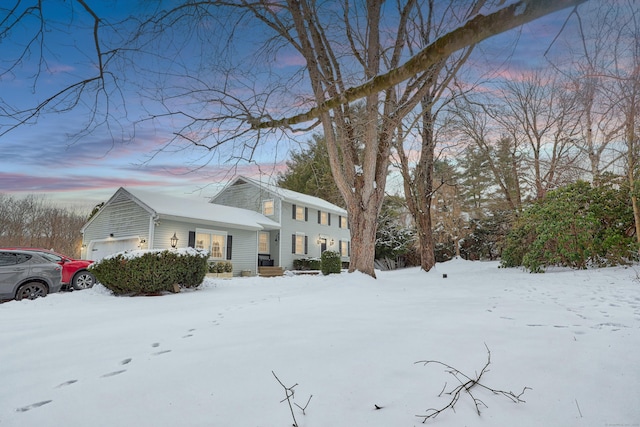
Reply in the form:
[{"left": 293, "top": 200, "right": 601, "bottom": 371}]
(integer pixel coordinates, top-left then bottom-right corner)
[{"left": 277, "top": 134, "right": 345, "bottom": 208}]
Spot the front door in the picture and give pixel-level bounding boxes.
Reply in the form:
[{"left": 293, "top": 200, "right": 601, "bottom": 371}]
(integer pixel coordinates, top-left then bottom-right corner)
[{"left": 320, "top": 238, "right": 327, "bottom": 254}]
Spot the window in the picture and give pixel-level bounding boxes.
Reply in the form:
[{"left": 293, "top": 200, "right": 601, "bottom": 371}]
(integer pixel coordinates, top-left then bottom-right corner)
[
  {"left": 340, "top": 240, "right": 350, "bottom": 257},
  {"left": 195, "top": 229, "right": 227, "bottom": 259},
  {"left": 295, "top": 205, "right": 305, "bottom": 221},
  {"left": 259, "top": 231, "right": 270, "bottom": 254},
  {"left": 339, "top": 216, "right": 348, "bottom": 229},
  {"left": 318, "top": 211, "right": 329, "bottom": 225},
  {"left": 293, "top": 233, "right": 307, "bottom": 255},
  {"left": 262, "top": 199, "right": 274, "bottom": 216}
]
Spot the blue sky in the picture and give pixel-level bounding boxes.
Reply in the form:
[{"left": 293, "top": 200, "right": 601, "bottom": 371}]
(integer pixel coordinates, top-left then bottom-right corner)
[{"left": 0, "top": 1, "right": 582, "bottom": 211}]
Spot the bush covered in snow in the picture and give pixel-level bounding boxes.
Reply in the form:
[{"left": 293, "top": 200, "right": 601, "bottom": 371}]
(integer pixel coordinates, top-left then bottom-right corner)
[
  {"left": 293, "top": 257, "right": 321, "bottom": 270},
  {"left": 89, "top": 248, "right": 209, "bottom": 295},
  {"left": 321, "top": 250, "right": 341, "bottom": 275}
]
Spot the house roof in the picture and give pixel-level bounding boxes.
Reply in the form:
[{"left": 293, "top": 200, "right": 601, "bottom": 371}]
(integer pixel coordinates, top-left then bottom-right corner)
[
  {"left": 225, "top": 176, "right": 348, "bottom": 215},
  {"left": 85, "top": 187, "right": 280, "bottom": 232}
]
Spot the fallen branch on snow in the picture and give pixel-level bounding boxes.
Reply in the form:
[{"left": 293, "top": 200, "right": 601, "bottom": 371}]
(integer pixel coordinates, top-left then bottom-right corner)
[
  {"left": 415, "top": 344, "right": 531, "bottom": 423},
  {"left": 272, "top": 371, "right": 312, "bottom": 427}
]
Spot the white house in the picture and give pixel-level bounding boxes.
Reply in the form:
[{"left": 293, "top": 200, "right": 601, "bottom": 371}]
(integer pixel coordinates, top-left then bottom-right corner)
[
  {"left": 211, "top": 176, "right": 351, "bottom": 269},
  {"left": 81, "top": 178, "right": 350, "bottom": 276}
]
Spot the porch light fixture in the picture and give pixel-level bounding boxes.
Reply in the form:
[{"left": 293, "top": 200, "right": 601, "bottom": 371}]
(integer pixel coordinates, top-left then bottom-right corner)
[
  {"left": 330, "top": 239, "right": 334, "bottom": 246},
  {"left": 170, "top": 232, "right": 179, "bottom": 248}
]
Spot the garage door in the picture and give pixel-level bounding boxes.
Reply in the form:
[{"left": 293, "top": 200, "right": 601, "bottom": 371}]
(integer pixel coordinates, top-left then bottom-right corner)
[{"left": 88, "top": 238, "right": 139, "bottom": 261}]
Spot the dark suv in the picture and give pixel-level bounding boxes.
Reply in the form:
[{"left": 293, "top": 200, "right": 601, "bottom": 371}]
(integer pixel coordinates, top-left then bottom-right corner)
[
  {"left": 0, "top": 250, "right": 63, "bottom": 301},
  {"left": 1, "top": 248, "right": 96, "bottom": 290}
]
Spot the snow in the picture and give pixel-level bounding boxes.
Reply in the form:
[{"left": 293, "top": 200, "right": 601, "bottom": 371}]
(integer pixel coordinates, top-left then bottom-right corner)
[
  {"left": 1, "top": 259, "right": 639, "bottom": 427},
  {"left": 97, "top": 247, "right": 208, "bottom": 263},
  {"left": 124, "top": 187, "right": 281, "bottom": 230}
]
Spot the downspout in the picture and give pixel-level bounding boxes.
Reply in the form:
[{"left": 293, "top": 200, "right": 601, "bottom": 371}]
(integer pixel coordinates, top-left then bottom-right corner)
[
  {"left": 148, "top": 215, "right": 158, "bottom": 249},
  {"left": 278, "top": 198, "right": 282, "bottom": 268}
]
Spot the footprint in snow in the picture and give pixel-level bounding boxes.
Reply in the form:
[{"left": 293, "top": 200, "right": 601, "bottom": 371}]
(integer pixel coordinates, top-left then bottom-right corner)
[
  {"left": 55, "top": 380, "right": 78, "bottom": 388},
  {"left": 101, "top": 370, "right": 126, "bottom": 378},
  {"left": 152, "top": 350, "right": 172, "bottom": 356},
  {"left": 151, "top": 343, "right": 160, "bottom": 348},
  {"left": 16, "top": 400, "right": 53, "bottom": 412},
  {"left": 121, "top": 358, "right": 132, "bottom": 365}
]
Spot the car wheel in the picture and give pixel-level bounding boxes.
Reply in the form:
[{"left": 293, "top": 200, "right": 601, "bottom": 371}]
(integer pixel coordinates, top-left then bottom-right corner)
[
  {"left": 15, "top": 282, "right": 48, "bottom": 301},
  {"left": 72, "top": 271, "right": 96, "bottom": 290}
]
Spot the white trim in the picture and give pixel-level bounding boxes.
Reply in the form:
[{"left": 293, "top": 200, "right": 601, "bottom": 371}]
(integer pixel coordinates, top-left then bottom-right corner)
[
  {"left": 262, "top": 199, "right": 275, "bottom": 216},
  {"left": 294, "top": 232, "right": 305, "bottom": 255},
  {"left": 195, "top": 228, "right": 228, "bottom": 259}
]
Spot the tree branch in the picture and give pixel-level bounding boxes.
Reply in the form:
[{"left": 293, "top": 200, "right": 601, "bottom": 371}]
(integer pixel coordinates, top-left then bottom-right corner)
[
  {"left": 251, "top": 0, "right": 588, "bottom": 129},
  {"left": 415, "top": 344, "right": 531, "bottom": 423}
]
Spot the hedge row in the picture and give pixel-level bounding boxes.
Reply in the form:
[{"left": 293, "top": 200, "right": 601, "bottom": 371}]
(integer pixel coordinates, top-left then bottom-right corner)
[{"left": 89, "top": 248, "right": 209, "bottom": 295}]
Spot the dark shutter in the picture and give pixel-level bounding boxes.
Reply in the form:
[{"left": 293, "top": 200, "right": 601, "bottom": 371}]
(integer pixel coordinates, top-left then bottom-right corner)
[
  {"left": 317, "top": 210, "right": 321, "bottom": 224},
  {"left": 292, "top": 234, "right": 296, "bottom": 253},
  {"left": 328, "top": 213, "right": 331, "bottom": 226},
  {"left": 339, "top": 215, "right": 342, "bottom": 228},
  {"left": 188, "top": 231, "right": 195, "bottom": 247},
  {"left": 305, "top": 207, "right": 308, "bottom": 221},
  {"left": 348, "top": 241, "right": 351, "bottom": 256},
  {"left": 339, "top": 240, "right": 342, "bottom": 255},
  {"left": 304, "top": 236, "right": 308, "bottom": 254},
  {"left": 226, "top": 235, "right": 233, "bottom": 260},
  {"left": 292, "top": 204, "right": 296, "bottom": 219}
]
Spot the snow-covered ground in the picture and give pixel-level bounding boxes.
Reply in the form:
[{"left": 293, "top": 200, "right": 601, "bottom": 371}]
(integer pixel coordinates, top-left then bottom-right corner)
[{"left": 1, "top": 259, "right": 639, "bottom": 427}]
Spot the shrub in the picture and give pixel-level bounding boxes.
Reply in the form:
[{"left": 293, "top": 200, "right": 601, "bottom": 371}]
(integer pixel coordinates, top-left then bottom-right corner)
[
  {"left": 293, "top": 257, "right": 321, "bottom": 270},
  {"left": 208, "top": 260, "right": 232, "bottom": 274},
  {"left": 90, "top": 248, "right": 209, "bottom": 295},
  {"left": 501, "top": 180, "right": 637, "bottom": 272},
  {"left": 321, "top": 250, "right": 341, "bottom": 275}
]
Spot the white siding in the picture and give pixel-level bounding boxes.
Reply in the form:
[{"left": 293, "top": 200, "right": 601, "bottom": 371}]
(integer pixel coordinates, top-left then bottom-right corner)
[
  {"left": 280, "top": 201, "right": 351, "bottom": 270},
  {"left": 82, "top": 194, "right": 150, "bottom": 260},
  {"left": 212, "top": 180, "right": 282, "bottom": 220},
  {"left": 158, "top": 219, "right": 258, "bottom": 276}
]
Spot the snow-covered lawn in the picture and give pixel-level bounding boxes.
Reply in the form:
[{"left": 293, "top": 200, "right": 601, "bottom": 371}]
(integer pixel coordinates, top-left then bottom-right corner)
[{"left": 1, "top": 259, "right": 639, "bottom": 426}]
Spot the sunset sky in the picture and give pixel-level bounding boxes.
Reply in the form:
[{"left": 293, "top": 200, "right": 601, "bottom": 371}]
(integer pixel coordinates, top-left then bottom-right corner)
[{"left": 0, "top": 1, "right": 583, "bottom": 211}]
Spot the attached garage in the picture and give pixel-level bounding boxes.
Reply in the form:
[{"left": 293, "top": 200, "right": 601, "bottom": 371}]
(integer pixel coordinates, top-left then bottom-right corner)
[{"left": 87, "top": 236, "right": 139, "bottom": 262}]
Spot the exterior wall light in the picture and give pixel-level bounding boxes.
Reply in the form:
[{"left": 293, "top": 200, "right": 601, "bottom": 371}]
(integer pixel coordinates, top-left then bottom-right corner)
[{"left": 170, "top": 233, "right": 179, "bottom": 248}]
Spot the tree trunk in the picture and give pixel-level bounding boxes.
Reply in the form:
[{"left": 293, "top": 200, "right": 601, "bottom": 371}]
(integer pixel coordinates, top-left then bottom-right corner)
[{"left": 346, "top": 202, "right": 380, "bottom": 277}]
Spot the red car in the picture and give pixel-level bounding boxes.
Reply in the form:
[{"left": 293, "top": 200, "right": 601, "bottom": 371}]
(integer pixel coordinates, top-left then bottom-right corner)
[{"left": 0, "top": 248, "right": 95, "bottom": 290}]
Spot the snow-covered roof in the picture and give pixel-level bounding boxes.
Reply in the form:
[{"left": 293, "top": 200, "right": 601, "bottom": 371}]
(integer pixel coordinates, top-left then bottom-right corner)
[
  {"left": 230, "top": 176, "right": 348, "bottom": 215},
  {"left": 124, "top": 187, "right": 280, "bottom": 231}
]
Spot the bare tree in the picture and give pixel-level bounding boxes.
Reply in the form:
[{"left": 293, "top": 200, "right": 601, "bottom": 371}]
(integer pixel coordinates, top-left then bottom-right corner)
[
  {"left": 390, "top": 1, "right": 484, "bottom": 272},
  {"left": 490, "top": 70, "right": 582, "bottom": 200},
  {"left": 1, "top": 0, "right": 589, "bottom": 277},
  {"left": 452, "top": 97, "right": 524, "bottom": 212},
  {"left": 611, "top": 4, "right": 640, "bottom": 247},
  {"left": 0, "top": 194, "right": 87, "bottom": 257}
]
